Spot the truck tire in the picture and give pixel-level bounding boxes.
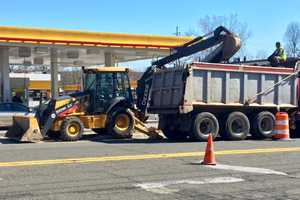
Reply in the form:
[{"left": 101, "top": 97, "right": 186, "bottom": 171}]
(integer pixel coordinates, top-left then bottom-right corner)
[
  {"left": 192, "top": 112, "right": 219, "bottom": 141},
  {"left": 60, "top": 117, "right": 84, "bottom": 141},
  {"left": 251, "top": 111, "right": 275, "bottom": 139},
  {"left": 295, "top": 123, "right": 300, "bottom": 138},
  {"left": 223, "top": 112, "right": 249, "bottom": 140},
  {"left": 107, "top": 108, "right": 134, "bottom": 139}
]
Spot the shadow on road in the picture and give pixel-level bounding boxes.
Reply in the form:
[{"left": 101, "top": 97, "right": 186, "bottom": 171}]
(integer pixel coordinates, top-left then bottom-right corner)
[
  {"left": 0, "top": 133, "right": 298, "bottom": 145},
  {"left": 0, "top": 138, "right": 25, "bottom": 144}
]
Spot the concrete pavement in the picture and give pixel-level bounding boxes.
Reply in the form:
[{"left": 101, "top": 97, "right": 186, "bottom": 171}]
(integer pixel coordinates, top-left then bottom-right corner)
[{"left": 0, "top": 135, "right": 300, "bottom": 199}]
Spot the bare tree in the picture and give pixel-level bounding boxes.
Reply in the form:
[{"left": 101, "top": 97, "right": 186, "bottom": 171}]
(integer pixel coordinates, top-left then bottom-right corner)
[
  {"left": 284, "top": 22, "right": 300, "bottom": 57},
  {"left": 197, "top": 14, "right": 251, "bottom": 57}
]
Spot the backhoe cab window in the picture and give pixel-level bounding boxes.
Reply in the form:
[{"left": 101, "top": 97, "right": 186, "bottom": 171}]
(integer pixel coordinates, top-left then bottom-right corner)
[
  {"left": 98, "top": 73, "right": 114, "bottom": 99},
  {"left": 84, "top": 73, "right": 96, "bottom": 92},
  {"left": 84, "top": 72, "right": 132, "bottom": 101}
]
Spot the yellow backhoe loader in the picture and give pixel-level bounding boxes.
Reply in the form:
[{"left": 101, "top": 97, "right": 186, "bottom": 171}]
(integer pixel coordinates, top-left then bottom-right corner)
[{"left": 6, "top": 67, "right": 162, "bottom": 142}]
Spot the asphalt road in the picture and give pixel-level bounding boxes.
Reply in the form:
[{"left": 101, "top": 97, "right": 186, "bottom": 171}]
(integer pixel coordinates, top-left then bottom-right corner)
[{"left": 0, "top": 133, "right": 300, "bottom": 200}]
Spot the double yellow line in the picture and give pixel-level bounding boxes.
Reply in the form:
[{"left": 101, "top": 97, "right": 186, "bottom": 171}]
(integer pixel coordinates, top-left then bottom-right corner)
[{"left": 1, "top": 147, "right": 300, "bottom": 167}]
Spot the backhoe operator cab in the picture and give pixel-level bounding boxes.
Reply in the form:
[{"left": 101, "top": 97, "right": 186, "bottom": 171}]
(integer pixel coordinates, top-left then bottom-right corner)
[
  {"left": 83, "top": 67, "right": 134, "bottom": 114},
  {"left": 51, "top": 67, "right": 136, "bottom": 141}
]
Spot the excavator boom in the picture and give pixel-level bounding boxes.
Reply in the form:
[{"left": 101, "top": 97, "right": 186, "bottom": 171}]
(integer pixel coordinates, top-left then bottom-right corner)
[{"left": 136, "top": 26, "right": 241, "bottom": 115}]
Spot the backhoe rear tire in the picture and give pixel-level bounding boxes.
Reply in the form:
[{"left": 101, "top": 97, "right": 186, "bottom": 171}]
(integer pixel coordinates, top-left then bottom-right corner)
[
  {"left": 60, "top": 117, "right": 84, "bottom": 141},
  {"left": 107, "top": 108, "right": 134, "bottom": 139}
]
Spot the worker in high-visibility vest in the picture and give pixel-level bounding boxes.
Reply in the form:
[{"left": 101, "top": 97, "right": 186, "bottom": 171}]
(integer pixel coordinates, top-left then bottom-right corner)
[{"left": 268, "top": 42, "right": 287, "bottom": 67}]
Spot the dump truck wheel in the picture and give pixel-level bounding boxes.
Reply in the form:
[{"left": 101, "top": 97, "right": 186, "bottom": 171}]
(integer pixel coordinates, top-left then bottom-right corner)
[
  {"left": 108, "top": 108, "right": 133, "bottom": 138},
  {"left": 251, "top": 111, "right": 275, "bottom": 139},
  {"left": 60, "top": 117, "right": 84, "bottom": 141},
  {"left": 223, "top": 112, "right": 249, "bottom": 140},
  {"left": 192, "top": 112, "right": 219, "bottom": 141},
  {"left": 291, "top": 122, "right": 300, "bottom": 138}
]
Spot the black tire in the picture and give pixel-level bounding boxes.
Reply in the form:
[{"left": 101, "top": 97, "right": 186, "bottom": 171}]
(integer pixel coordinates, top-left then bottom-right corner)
[
  {"left": 251, "top": 111, "right": 275, "bottom": 139},
  {"left": 223, "top": 112, "right": 250, "bottom": 140},
  {"left": 60, "top": 117, "right": 84, "bottom": 141},
  {"left": 291, "top": 122, "right": 300, "bottom": 138},
  {"left": 295, "top": 123, "right": 300, "bottom": 138},
  {"left": 107, "top": 108, "right": 134, "bottom": 139},
  {"left": 192, "top": 112, "right": 219, "bottom": 141}
]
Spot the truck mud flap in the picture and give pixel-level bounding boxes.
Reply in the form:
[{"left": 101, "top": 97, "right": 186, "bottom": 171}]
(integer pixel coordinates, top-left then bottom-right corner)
[{"left": 5, "top": 115, "right": 43, "bottom": 143}]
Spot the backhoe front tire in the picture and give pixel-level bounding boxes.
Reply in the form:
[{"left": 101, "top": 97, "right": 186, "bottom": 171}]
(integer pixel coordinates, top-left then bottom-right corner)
[
  {"left": 60, "top": 117, "right": 84, "bottom": 141},
  {"left": 107, "top": 108, "right": 134, "bottom": 139}
]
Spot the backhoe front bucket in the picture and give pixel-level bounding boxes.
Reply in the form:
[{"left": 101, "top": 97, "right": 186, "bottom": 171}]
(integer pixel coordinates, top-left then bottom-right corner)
[
  {"left": 6, "top": 115, "right": 43, "bottom": 143},
  {"left": 133, "top": 114, "right": 164, "bottom": 139}
]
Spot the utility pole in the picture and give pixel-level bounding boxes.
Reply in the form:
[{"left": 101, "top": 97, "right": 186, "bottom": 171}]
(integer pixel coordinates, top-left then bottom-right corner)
[{"left": 175, "top": 25, "right": 181, "bottom": 36}]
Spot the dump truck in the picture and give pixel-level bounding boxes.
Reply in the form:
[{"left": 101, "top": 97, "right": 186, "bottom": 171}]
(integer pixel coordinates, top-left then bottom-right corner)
[
  {"left": 148, "top": 62, "right": 300, "bottom": 141},
  {"left": 6, "top": 26, "right": 242, "bottom": 142}
]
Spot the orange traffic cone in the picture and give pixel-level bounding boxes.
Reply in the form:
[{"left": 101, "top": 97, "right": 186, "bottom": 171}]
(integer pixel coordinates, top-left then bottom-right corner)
[{"left": 201, "top": 134, "right": 216, "bottom": 165}]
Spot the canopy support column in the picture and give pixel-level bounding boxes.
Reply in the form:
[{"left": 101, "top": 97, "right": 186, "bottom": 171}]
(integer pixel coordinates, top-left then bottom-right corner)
[
  {"left": 50, "top": 48, "right": 59, "bottom": 99},
  {"left": 104, "top": 52, "right": 115, "bottom": 66},
  {"left": 0, "top": 47, "right": 11, "bottom": 102}
]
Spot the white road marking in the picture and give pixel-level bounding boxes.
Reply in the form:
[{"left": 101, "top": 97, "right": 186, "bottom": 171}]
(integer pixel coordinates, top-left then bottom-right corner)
[
  {"left": 208, "top": 164, "right": 288, "bottom": 176},
  {"left": 135, "top": 177, "right": 244, "bottom": 194}
]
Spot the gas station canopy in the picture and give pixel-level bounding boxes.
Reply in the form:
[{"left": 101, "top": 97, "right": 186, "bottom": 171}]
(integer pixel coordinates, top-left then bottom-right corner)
[
  {"left": 0, "top": 26, "right": 192, "bottom": 101},
  {"left": 0, "top": 26, "right": 191, "bottom": 66}
]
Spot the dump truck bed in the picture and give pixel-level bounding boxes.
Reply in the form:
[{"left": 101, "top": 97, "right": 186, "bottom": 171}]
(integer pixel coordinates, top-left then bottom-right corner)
[{"left": 149, "top": 62, "right": 298, "bottom": 114}]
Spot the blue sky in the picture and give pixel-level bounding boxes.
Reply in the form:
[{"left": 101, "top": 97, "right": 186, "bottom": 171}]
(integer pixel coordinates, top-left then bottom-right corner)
[{"left": 0, "top": 0, "right": 299, "bottom": 61}]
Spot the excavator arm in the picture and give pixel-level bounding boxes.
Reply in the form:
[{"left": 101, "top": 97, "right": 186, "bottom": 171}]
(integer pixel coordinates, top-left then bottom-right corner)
[{"left": 136, "top": 26, "right": 241, "bottom": 116}]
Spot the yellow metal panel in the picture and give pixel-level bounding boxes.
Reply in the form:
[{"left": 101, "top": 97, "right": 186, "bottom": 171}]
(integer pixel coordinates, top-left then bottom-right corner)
[
  {"left": 79, "top": 115, "right": 107, "bottom": 129},
  {"left": 130, "top": 80, "right": 137, "bottom": 89},
  {"left": 63, "top": 84, "right": 81, "bottom": 91},
  {"left": 0, "top": 26, "right": 192, "bottom": 48},
  {"left": 84, "top": 67, "right": 128, "bottom": 73},
  {"left": 55, "top": 99, "right": 72, "bottom": 109},
  {"left": 28, "top": 81, "right": 51, "bottom": 90}
]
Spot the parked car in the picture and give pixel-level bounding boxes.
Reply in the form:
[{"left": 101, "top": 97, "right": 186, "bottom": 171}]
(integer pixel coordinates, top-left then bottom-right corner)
[{"left": 0, "top": 103, "right": 30, "bottom": 129}]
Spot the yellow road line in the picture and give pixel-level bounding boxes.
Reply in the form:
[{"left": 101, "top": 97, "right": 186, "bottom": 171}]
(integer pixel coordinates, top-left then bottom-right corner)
[{"left": 1, "top": 147, "right": 300, "bottom": 167}]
